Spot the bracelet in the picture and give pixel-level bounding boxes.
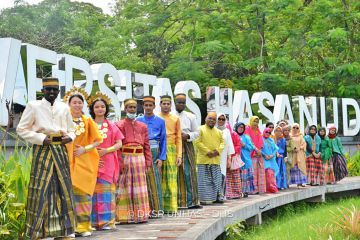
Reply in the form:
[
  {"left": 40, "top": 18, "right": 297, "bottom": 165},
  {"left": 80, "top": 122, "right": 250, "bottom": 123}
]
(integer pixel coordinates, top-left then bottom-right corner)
[
  {"left": 84, "top": 144, "right": 94, "bottom": 152},
  {"left": 106, "top": 146, "right": 116, "bottom": 153}
]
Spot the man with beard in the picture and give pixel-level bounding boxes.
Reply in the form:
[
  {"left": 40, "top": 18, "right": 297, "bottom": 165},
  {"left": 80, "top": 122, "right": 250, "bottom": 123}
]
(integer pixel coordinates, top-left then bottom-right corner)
[
  {"left": 174, "top": 93, "right": 201, "bottom": 209},
  {"left": 17, "top": 77, "right": 76, "bottom": 239},
  {"left": 195, "top": 112, "right": 225, "bottom": 204}
]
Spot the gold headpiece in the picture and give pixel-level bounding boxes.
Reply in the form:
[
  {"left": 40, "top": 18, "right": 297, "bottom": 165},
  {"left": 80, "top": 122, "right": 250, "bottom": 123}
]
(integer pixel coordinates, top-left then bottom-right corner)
[
  {"left": 63, "top": 86, "right": 90, "bottom": 105},
  {"left": 124, "top": 98, "right": 137, "bottom": 108},
  {"left": 88, "top": 91, "right": 112, "bottom": 106}
]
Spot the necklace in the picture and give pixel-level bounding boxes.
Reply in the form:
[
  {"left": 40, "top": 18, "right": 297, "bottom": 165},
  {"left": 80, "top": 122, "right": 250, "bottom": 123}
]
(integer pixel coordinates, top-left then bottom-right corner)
[
  {"left": 97, "top": 121, "right": 109, "bottom": 139},
  {"left": 73, "top": 117, "right": 85, "bottom": 136}
]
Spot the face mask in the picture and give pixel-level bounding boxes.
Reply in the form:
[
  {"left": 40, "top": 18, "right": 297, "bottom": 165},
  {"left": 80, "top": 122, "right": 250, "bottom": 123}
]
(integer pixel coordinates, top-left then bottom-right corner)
[{"left": 127, "top": 113, "right": 137, "bottom": 119}]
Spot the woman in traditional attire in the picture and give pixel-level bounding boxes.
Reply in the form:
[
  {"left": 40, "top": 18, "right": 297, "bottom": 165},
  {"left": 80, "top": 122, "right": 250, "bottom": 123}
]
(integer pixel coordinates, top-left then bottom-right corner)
[
  {"left": 318, "top": 127, "right": 335, "bottom": 184},
  {"left": 65, "top": 87, "right": 103, "bottom": 237},
  {"left": 216, "top": 113, "right": 235, "bottom": 197},
  {"left": 244, "top": 116, "right": 264, "bottom": 194},
  {"left": 328, "top": 125, "right": 348, "bottom": 182},
  {"left": 288, "top": 123, "right": 307, "bottom": 187},
  {"left": 282, "top": 125, "right": 292, "bottom": 185},
  {"left": 304, "top": 125, "right": 324, "bottom": 186},
  {"left": 89, "top": 92, "right": 124, "bottom": 230},
  {"left": 274, "top": 126, "right": 288, "bottom": 189},
  {"left": 234, "top": 122, "right": 255, "bottom": 196},
  {"left": 261, "top": 128, "right": 279, "bottom": 193}
]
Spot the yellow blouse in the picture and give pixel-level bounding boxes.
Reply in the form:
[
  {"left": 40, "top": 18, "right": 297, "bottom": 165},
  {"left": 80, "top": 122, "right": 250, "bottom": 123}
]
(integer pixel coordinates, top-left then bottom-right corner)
[{"left": 67, "top": 115, "right": 102, "bottom": 195}]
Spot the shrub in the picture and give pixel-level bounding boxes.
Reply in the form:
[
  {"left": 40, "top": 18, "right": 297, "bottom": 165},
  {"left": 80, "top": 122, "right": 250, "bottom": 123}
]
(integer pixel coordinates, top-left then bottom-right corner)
[
  {"left": 347, "top": 150, "right": 360, "bottom": 177},
  {"left": 332, "top": 204, "right": 360, "bottom": 238}
]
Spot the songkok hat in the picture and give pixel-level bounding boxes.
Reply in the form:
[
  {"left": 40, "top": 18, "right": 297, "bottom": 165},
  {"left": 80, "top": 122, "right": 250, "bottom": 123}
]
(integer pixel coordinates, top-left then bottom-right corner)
[
  {"left": 207, "top": 112, "right": 217, "bottom": 118},
  {"left": 42, "top": 77, "right": 59, "bottom": 88},
  {"left": 143, "top": 96, "right": 155, "bottom": 103},
  {"left": 160, "top": 95, "right": 172, "bottom": 103},
  {"left": 124, "top": 98, "right": 137, "bottom": 108},
  {"left": 175, "top": 93, "right": 186, "bottom": 101}
]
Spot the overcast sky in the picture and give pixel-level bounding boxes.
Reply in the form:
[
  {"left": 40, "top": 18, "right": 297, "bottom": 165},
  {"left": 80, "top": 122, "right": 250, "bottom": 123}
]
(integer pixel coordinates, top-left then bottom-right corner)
[{"left": 0, "top": 0, "right": 115, "bottom": 15}]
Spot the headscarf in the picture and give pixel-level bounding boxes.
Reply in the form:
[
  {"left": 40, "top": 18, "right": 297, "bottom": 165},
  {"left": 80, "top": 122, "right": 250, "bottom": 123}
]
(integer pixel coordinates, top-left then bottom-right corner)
[
  {"left": 249, "top": 116, "right": 259, "bottom": 127},
  {"left": 282, "top": 125, "right": 291, "bottom": 140},
  {"left": 274, "top": 125, "right": 283, "bottom": 143},
  {"left": 328, "top": 125, "right": 337, "bottom": 139},
  {"left": 318, "top": 127, "right": 327, "bottom": 140},
  {"left": 307, "top": 125, "right": 317, "bottom": 137},
  {"left": 263, "top": 127, "right": 272, "bottom": 138},
  {"left": 234, "top": 122, "right": 246, "bottom": 136},
  {"left": 216, "top": 113, "right": 226, "bottom": 130},
  {"left": 291, "top": 123, "right": 301, "bottom": 137}
]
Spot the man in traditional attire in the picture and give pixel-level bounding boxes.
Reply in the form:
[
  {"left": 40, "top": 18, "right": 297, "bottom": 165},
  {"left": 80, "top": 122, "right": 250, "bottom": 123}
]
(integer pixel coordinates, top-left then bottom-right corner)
[
  {"left": 137, "top": 96, "right": 167, "bottom": 217},
  {"left": 195, "top": 112, "right": 225, "bottom": 204},
  {"left": 116, "top": 99, "right": 152, "bottom": 223},
  {"left": 17, "top": 77, "right": 76, "bottom": 239},
  {"left": 174, "top": 93, "right": 201, "bottom": 209},
  {"left": 159, "top": 95, "right": 182, "bottom": 213}
]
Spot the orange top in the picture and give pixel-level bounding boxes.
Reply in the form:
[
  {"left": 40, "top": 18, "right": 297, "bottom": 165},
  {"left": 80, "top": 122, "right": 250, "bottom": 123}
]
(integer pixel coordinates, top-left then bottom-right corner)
[{"left": 67, "top": 115, "right": 102, "bottom": 195}]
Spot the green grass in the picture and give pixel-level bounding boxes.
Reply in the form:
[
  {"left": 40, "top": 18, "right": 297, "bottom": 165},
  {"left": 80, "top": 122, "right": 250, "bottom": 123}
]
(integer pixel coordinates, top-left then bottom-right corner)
[{"left": 237, "top": 197, "right": 360, "bottom": 240}]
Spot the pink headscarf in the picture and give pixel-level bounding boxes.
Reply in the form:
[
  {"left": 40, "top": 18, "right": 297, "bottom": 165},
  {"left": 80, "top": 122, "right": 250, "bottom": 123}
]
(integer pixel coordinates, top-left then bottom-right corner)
[{"left": 263, "top": 127, "right": 272, "bottom": 138}]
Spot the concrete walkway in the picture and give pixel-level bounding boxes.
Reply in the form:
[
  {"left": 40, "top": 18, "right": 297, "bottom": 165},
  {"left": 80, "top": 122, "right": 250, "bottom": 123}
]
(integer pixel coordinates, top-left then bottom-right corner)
[{"left": 85, "top": 177, "right": 360, "bottom": 240}]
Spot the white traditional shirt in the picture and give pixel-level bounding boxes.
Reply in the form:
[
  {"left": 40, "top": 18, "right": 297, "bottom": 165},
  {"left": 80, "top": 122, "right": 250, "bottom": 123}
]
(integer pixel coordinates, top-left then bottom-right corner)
[
  {"left": 218, "top": 127, "right": 235, "bottom": 175},
  {"left": 175, "top": 110, "right": 199, "bottom": 142},
  {"left": 17, "top": 98, "right": 76, "bottom": 145}
]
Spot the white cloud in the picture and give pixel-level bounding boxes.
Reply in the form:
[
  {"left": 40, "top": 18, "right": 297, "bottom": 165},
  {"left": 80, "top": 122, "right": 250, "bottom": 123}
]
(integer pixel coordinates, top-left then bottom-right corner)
[{"left": 0, "top": 0, "right": 114, "bottom": 15}]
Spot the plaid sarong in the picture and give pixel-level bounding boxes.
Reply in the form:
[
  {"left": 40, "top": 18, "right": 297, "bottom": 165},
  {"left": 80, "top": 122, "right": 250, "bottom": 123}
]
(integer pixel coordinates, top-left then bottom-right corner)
[
  {"left": 225, "top": 168, "right": 242, "bottom": 199},
  {"left": 251, "top": 156, "right": 265, "bottom": 194},
  {"left": 306, "top": 155, "right": 324, "bottom": 185},
  {"left": 323, "top": 159, "right": 335, "bottom": 184},
  {"left": 116, "top": 152, "right": 150, "bottom": 223},
  {"left": 146, "top": 147, "right": 163, "bottom": 215},
  {"left": 197, "top": 164, "right": 222, "bottom": 203},
  {"left": 240, "top": 168, "right": 255, "bottom": 193},
  {"left": 25, "top": 144, "right": 75, "bottom": 239},
  {"left": 73, "top": 187, "right": 92, "bottom": 233},
  {"left": 162, "top": 144, "right": 178, "bottom": 213},
  {"left": 332, "top": 153, "right": 348, "bottom": 182},
  {"left": 91, "top": 179, "right": 116, "bottom": 230},
  {"left": 178, "top": 141, "right": 199, "bottom": 208},
  {"left": 290, "top": 165, "right": 307, "bottom": 185}
]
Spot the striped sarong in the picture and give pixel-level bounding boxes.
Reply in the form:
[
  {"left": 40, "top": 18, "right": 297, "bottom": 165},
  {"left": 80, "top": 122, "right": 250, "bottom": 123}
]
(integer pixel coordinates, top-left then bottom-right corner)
[
  {"left": 290, "top": 165, "right": 307, "bottom": 185},
  {"left": 276, "top": 156, "right": 288, "bottom": 189},
  {"left": 73, "top": 187, "right": 92, "bottom": 233},
  {"left": 332, "top": 153, "right": 348, "bottom": 182},
  {"left": 162, "top": 144, "right": 178, "bottom": 213},
  {"left": 225, "top": 168, "right": 242, "bottom": 199},
  {"left": 25, "top": 144, "right": 75, "bottom": 239},
  {"left": 91, "top": 179, "right": 116, "bottom": 230},
  {"left": 116, "top": 152, "right": 150, "bottom": 223},
  {"left": 240, "top": 168, "right": 255, "bottom": 193},
  {"left": 146, "top": 146, "right": 163, "bottom": 216},
  {"left": 251, "top": 156, "right": 265, "bottom": 194},
  {"left": 306, "top": 156, "right": 324, "bottom": 185},
  {"left": 323, "top": 159, "right": 335, "bottom": 184},
  {"left": 197, "top": 164, "right": 222, "bottom": 203},
  {"left": 178, "top": 141, "right": 199, "bottom": 208}
]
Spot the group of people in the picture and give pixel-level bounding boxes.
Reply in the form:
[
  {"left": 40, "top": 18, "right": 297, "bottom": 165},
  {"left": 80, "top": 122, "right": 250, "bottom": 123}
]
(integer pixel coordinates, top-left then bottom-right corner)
[{"left": 16, "top": 77, "right": 349, "bottom": 240}]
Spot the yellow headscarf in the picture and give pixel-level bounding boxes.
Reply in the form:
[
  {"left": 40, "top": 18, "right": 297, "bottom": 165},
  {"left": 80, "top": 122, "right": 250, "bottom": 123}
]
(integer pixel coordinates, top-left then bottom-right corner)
[{"left": 249, "top": 116, "right": 259, "bottom": 126}]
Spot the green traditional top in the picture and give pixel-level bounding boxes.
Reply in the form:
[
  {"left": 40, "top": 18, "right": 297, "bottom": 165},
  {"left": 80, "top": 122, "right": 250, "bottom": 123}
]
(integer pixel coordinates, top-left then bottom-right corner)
[
  {"left": 320, "top": 136, "right": 332, "bottom": 163},
  {"left": 329, "top": 136, "right": 345, "bottom": 156}
]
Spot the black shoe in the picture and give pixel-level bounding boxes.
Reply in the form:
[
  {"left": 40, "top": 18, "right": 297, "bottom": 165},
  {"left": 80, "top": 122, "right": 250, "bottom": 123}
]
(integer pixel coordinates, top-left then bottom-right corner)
[
  {"left": 188, "top": 205, "right": 203, "bottom": 209},
  {"left": 214, "top": 199, "right": 224, "bottom": 204}
]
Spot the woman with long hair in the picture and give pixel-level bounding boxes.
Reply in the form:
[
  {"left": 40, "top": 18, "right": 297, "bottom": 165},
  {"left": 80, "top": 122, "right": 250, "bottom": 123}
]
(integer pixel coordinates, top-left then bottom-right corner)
[{"left": 89, "top": 92, "right": 124, "bottom": 230}]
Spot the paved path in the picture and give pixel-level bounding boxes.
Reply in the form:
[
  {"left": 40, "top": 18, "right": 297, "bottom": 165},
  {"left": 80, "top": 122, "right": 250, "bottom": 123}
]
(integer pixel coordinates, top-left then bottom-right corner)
[{"left": 84, "top": 177, "right": 360, "bottom": 240}]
